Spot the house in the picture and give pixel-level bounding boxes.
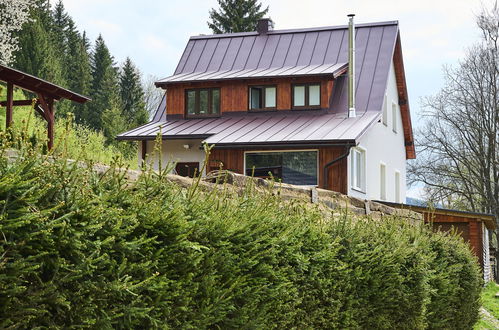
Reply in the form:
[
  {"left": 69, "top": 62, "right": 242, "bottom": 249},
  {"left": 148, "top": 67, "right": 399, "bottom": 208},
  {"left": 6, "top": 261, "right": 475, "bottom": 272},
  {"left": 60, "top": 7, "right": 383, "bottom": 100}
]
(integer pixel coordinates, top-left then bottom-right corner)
[{"left": 118, "top": 16, "right": 415, "bottom": 203}]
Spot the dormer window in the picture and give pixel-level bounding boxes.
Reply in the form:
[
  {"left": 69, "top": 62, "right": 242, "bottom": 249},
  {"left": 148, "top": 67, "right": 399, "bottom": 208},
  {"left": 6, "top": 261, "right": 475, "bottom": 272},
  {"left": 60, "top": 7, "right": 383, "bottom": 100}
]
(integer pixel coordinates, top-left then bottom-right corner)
[
  {"left": 249, "top": 85, "right": 276, "bottom": 110},
  {"left": 185, "top": 88, "right": 220, "bottom": 117},
  {"left": 292, "top": 83, "right": 321, "bottom": 109}
]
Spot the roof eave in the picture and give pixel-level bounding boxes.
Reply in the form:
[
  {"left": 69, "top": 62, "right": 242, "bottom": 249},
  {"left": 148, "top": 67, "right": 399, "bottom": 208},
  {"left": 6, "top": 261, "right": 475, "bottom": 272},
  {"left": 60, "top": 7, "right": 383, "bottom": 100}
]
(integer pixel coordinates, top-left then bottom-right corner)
[{"left": 155, "top": 71, "right": 343, "bottom": 88}]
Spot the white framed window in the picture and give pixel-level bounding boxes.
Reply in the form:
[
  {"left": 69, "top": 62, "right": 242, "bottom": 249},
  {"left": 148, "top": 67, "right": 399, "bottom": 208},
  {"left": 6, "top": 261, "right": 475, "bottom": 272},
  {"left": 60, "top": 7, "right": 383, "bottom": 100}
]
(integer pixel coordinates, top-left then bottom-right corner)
[
  {"left": 395, "top": 171, "right": 401, "bottom": 203},
  {"left": 351, "top": 148, "right": 366, "bottom": 192},
  {"left": 392, "top": 101, "right": 398, "bottom": 133},
  {"left": 380, "top": 162, "right": 386, "bottom": 200},
  {"left": 382, "top": 94, "right": 388, "bottom": 126}
]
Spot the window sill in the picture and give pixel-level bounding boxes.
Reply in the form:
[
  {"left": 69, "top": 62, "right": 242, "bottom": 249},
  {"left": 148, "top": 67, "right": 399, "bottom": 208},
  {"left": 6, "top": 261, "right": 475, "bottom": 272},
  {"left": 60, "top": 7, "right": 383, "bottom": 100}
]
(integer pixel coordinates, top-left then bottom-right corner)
[
  {"left": 186, "top": 114, "right": 221, "bottom": 119},
  {"left": 291, "top": 106, "right": 322, "bottom": 111},
  {"left": 249, "top": 108, "right": 277, "bottom": 112},
  {"left": 351, "top": 187, "right": 366, "bottom": 194}
]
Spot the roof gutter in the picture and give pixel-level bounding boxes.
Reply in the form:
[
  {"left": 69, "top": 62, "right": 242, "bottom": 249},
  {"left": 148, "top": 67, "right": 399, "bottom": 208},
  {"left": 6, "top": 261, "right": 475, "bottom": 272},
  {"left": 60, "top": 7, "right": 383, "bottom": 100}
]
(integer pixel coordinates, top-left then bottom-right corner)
[
  {"left": 323, "top": 142, "right": 356, "bottom": 189},
  {"left": 209, "top": 141, "right": 356, "bottom": 150}
]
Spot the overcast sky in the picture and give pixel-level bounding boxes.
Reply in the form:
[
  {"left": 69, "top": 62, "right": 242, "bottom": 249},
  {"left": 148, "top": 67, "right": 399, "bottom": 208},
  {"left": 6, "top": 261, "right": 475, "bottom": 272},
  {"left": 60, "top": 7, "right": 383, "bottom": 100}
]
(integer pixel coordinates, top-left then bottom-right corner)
[{"left": 60, "top": 0, "right": 491, "bottom": 198}]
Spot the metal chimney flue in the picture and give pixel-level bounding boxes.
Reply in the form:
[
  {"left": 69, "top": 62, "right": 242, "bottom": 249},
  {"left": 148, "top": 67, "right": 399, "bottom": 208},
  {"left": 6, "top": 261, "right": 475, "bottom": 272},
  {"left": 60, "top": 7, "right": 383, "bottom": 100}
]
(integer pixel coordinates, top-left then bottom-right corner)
[{"left": 347, "top": 14, "right": 356, "bottom": 118}]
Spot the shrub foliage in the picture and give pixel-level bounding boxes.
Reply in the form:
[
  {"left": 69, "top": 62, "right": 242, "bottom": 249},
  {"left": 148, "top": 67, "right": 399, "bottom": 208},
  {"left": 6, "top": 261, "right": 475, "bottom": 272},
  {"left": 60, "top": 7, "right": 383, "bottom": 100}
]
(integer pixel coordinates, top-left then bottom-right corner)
[{"left": 0, "top": 143, "right": 482, "bottom": 328}]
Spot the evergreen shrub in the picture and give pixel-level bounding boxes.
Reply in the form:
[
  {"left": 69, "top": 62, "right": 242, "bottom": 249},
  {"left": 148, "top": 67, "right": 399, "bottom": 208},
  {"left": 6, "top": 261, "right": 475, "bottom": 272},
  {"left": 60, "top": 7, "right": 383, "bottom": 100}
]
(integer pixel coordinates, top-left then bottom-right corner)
[{"left": 0, "top": 142, "right": 482, "bottom": 328}]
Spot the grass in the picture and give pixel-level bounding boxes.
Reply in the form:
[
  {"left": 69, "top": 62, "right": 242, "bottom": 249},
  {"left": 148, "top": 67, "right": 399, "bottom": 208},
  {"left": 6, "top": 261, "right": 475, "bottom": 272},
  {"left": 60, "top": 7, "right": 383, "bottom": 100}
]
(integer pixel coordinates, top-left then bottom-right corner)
[
  {"left": 0, "top": 84, "right": 139, "bottom": 169},
  {"left": 475, "top": 317, "right": 497, "bottom": 329},
  {"left": 474, "top": 282, "right": 499, "bottom": 329},
  {"left": 482, "top": 282, "right": 499, "bottom": 319}
]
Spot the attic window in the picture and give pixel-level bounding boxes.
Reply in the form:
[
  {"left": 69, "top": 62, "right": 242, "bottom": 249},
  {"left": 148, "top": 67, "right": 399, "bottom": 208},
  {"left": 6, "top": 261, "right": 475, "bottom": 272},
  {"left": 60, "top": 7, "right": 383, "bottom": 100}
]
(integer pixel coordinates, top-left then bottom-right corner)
[
  {"left": 292, "top": 83, "right": 321, "bottom": 109},
  {"left": 185, "top": 88, "right": 220, "bottom": 117},
  {"left": 249, "top": 86, "right": 276, "bottom": 110}
]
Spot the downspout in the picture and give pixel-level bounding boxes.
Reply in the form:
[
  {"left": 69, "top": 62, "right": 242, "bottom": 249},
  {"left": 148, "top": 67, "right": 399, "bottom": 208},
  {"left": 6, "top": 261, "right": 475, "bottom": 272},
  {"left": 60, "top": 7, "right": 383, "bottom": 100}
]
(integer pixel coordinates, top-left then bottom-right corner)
[{"left": 323, "top": 142, "right": 356, "bottom": 190}]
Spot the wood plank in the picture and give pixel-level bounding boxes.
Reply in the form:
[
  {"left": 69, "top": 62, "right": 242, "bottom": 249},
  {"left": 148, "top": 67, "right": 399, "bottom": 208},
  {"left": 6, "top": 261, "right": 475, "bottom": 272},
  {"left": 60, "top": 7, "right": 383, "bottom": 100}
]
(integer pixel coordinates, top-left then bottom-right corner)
[
  {"left": 0, "top": 99, "right": 34, "bottom": 107},
  {"left": 165, "top": 77, "right": 334, "bottom": 117}
]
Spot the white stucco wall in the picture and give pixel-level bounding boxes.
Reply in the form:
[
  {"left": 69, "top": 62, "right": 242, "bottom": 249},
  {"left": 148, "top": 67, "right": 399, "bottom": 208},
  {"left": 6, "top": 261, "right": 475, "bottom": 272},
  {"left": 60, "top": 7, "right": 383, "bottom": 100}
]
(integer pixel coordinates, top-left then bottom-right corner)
[
  {"left": 347, "top": 60, "right": 407, "bottom": 202},
  {"left": 138, "top": 139, "right": 208, "bottom": 175}
]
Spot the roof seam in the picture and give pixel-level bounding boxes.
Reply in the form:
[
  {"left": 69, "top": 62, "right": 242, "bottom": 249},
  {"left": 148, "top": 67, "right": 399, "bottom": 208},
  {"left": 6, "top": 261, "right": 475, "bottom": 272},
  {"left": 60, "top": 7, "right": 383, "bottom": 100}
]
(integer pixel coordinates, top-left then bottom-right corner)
[{"left": 365, "top": 26, "right": 386, "bottom": 112}]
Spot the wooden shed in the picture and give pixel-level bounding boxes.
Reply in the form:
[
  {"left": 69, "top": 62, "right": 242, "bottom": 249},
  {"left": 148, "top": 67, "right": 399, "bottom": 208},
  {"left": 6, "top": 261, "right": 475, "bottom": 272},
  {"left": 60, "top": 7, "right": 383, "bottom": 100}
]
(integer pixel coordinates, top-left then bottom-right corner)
[{"left": 379, "top": 201, "right": 496, "bottom": 281}]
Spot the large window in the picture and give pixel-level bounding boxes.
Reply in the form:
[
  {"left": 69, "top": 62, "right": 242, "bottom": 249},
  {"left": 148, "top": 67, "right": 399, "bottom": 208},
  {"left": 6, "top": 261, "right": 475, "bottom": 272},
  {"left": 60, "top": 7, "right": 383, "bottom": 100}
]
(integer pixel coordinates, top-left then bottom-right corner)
[
  {"left": 185, "top": 88, "right": 220, "bottom": 117},
  {"left": 249, "top": 85, "right": 276, "bottom": 110},
  {"left": 292, "top": 83, "right": 321, "bottom": 109},
  {"left": 245, "top": 150, "right": 318, "bottom": 186},
  {"left": 351, "top": 148, "right": 366, "bottom": 192}
]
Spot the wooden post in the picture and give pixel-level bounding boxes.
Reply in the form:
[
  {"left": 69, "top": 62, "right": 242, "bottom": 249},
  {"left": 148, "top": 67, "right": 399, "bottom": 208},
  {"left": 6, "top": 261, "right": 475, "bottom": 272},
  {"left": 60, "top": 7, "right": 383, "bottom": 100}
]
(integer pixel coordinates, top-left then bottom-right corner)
[
  {"left": 37, "top": 94, "right": 55, "bottom": 150},
  {"left": 47, "top": 98, "right": 54, "bottom": 150},
  {"left": 6, "top": 82, "right": 13, "bottom": 129},
  {"left": 141, "top": 140, "right": 147, "bottom": 162}
]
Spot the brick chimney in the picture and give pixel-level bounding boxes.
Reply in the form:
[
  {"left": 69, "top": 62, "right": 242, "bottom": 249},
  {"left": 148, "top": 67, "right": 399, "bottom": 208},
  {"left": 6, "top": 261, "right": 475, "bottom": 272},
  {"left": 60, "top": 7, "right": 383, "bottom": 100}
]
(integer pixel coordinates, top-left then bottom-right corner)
[{"left": 257, "top": 18, "right": 273, "bottom": 35}]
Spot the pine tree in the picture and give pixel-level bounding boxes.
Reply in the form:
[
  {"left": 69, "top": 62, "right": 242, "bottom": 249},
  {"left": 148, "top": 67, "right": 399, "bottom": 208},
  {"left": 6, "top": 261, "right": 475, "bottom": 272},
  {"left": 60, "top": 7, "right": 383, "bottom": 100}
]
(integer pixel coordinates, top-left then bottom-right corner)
[
  {"left": 14, "top": 6, "right": 64, "bottom": 85},
  {"left": 51, "top": 0, "right": 68, "bottom": 57},
  {"left": 119, "top": 58, "right": 148, "bottom": 127},
  {"left": 208, "top": 0, "right": 270, "bottom": 34},
  {"left": 86, "top": 35, "right": 119, "bottom": 131},
  {"left": 65, "top": 20, "right": 92, "bottom": 122}
]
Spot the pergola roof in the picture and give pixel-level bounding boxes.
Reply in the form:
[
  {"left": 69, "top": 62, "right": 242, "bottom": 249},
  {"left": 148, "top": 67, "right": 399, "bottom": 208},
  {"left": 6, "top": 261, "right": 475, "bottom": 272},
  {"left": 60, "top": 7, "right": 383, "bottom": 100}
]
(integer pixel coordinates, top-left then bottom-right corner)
[{"left": 0, "top": 64, "right": 90, "bottom": 103}]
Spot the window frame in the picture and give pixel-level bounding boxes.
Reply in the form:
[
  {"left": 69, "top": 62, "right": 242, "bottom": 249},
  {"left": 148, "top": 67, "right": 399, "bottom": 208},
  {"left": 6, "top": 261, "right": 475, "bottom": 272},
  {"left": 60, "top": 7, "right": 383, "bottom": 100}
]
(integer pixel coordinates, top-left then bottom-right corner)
[
  {"left": 248, "top": 85, "right": 277, "bottom": 111},
  {"left": 350, "top": 147, "right": 366, "bottom": 192},
  {"left": 184, "top": 88, "right": 221, "bottom": 118},
  {"left": 392, "top": 101, "right": 398, "bottom": 133},
  {"left": 380, "top": 162, "right": 387, "bottom": 200},
  {"left": 291, "top": 83, "right": 322, "bottom": 110},
  {"left": 243, "top": 149, "right": 319, "bottom": 187},
  {"left": 395, "top": 170, "right": 401, "bottom": 203},
  {"left": 382, "top": 93, "right": 388, "bottom": 126}
]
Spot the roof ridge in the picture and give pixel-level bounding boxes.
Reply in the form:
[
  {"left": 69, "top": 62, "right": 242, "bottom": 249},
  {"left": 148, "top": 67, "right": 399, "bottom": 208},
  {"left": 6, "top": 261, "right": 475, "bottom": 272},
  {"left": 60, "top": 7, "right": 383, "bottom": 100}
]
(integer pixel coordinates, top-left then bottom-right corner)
[{"left": 190, "top": 21, "right": 399, "bottom": 40}]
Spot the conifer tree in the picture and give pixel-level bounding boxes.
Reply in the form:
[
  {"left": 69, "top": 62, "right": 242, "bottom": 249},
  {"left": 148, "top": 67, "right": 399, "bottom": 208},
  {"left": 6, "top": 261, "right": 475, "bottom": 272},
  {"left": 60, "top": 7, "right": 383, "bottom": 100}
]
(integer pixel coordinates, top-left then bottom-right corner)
[
  {"left": 51, "top": 0, "right": 68, "bottom": 56},
  {"left": 86, "top": 35, "right": 119, "bottom": 131},
  {"left": 208, "top": 0, "right": 270, "bottom": 34},
  {"left": 119, "top": 57, "right": 148, "bottom": 127},
  {"left": 65, "top": 20, "right": 92, "bottom": 121},
  {"left": 14, "top": 7, "right": 64, "bottom": 85}
]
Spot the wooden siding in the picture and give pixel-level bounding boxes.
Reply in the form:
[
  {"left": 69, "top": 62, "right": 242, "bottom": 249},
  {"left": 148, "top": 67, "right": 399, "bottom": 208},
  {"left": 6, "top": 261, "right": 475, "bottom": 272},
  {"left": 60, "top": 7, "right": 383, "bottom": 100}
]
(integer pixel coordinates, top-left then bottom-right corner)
[
  {"left": 424, "top": 212, "right": 485, "bottom": 268},
  {"left": 165, "top": 77, "right": 334, "bottom": 117},
  {"left": 208, "top": 146, "right": 347, "bottom": 194}
]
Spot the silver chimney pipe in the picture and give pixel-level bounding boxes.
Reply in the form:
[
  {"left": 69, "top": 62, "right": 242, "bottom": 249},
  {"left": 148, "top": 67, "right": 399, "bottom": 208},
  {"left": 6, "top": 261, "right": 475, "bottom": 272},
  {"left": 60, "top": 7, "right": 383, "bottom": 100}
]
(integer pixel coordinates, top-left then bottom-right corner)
[{"left": 347, "top": 14, "right": 356, "bottom": 118}]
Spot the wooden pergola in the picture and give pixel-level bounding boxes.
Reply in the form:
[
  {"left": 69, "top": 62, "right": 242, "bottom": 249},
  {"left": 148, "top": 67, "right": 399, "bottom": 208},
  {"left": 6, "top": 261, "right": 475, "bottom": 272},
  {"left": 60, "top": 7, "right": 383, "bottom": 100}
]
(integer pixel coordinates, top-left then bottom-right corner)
[{"left": 0, "top": 64, "right": 90, "bottom": 150}]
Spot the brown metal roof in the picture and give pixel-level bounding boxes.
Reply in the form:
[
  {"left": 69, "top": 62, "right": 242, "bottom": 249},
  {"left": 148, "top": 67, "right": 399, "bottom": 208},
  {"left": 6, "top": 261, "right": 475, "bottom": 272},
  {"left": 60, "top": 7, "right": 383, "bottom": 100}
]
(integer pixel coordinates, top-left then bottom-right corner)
[
  {"left": 117, "top": 110, "right": 380, "bottom": 145},
  {"left": 0, "top": 64, "right": 90, "bottom": 103},
  {"left": 120, "top": 20, "right": 415, "bottom": 157},
  {"left": 156, "top": 21, "right": 400, "bottom": 116}
]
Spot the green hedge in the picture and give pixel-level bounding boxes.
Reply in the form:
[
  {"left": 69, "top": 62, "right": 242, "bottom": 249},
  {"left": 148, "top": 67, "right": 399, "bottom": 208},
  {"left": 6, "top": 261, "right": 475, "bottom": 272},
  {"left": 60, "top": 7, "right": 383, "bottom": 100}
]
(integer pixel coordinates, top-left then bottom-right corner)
[{"left": 0, "top": 145, "right": 482, "bottom": 329}]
